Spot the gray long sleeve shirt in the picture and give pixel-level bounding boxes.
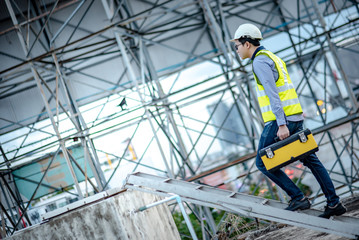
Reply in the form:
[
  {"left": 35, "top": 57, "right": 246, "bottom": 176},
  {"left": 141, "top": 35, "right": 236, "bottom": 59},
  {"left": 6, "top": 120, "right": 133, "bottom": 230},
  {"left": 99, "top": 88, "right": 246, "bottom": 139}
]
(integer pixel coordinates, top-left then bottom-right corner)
[{"left": 251, "top": 47, "right": 304, "bottom": 126}]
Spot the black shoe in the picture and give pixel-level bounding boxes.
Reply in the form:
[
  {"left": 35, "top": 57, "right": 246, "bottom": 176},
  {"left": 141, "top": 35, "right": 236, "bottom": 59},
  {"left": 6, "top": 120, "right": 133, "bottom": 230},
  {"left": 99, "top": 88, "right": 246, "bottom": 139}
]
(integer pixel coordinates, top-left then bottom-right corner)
[
  {"left": 318, "top": 202, "right": 347, "bottom": 218},
  {"left": 285, "top": 197, "right": 311, "bottom": 211}
]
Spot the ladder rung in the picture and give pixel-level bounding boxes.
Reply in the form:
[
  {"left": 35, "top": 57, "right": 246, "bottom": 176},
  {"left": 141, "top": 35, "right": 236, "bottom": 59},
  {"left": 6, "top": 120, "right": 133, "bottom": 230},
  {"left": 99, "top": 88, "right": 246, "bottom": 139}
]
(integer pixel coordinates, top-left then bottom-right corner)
[{"left": 228, "top": 192, "right": 236, "bottom": 198}]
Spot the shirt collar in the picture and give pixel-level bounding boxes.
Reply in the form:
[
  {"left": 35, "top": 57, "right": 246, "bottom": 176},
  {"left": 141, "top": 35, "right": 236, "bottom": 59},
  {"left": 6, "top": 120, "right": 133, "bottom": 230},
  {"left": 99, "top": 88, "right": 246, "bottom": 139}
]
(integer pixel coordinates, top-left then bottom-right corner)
[{"left": 251, "top": 46, "right": 265, "bottom": 61}]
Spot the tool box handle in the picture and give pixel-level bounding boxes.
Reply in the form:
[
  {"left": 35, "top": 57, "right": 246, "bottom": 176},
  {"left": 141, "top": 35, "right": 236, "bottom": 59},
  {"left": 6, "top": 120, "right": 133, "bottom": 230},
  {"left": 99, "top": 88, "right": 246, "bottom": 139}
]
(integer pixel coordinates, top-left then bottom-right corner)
[{"left": 273, "top": 130, "right": 309, "bottom": 143}]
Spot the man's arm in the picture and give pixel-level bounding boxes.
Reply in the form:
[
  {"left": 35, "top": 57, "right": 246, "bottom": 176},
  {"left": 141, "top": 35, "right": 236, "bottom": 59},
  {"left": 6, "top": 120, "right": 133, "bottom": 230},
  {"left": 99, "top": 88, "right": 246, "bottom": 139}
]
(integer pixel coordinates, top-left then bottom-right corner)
[{"left": 253, "top": 56, "right": 290, "bottom": 140}]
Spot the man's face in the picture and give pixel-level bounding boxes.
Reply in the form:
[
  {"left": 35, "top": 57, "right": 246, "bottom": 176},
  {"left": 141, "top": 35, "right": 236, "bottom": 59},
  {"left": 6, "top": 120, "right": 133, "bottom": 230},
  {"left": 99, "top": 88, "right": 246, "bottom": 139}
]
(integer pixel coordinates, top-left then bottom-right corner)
[{"left": 234, "top": 39, "right": 249, "bottom": 59}]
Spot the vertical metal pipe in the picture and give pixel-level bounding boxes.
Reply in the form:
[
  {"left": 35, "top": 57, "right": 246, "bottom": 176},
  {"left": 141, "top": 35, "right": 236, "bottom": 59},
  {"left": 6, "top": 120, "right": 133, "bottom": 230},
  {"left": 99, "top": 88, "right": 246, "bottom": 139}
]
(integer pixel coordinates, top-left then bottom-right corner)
[
  {"left": 32, "top": 65, "right": 84, "bottom": 199},
  {"left": 0, "top": 201, "right": 16, "bottom": 232},
  {"left": 0, "top": 202, "right": 6, "bottom": 238},
  {"left": 52, "top": 53, "right": 81, "bottom": 131},
  {"left": 0, "top": 174, "right": 32, "bottom": 226},
  {"left": 26, "top": 0, "right": 59, "bottom": 57},
  {"left": 140, "top": 40, "right": 195, "bottom": 175},
  {"left": 312, "top": 0, "right": 359, "bottom": 111},
  {"left": 176, "top": 197, "right": 199, "bottom": 240},
  {"left": 81, "top": 138, "right": 101, "bottom": 193},
  {"left": 5, "top": 0, "right": 84, "bottom": 201},
  {"left": 10, "top": 147, "right": 62, "bottom": 233},
  {"left": 199, "top": 0, "right": 231, "bottom": 66},
  {"left": 203, "top": 205, "right": 217, "bottom": 236},
  {"left": 52, "top": 53, "right": 106, "bottom": 191},
  {"left": 234, "top": 77, "right": 262, "bottom": 145},
  {"left": 50, "top": 0, "right": 86, "bottom": 46},
  {"left": 0, "top": 178, "right": 18, "bottom": 230},
  {"left": 0, "top": 145, "right": 11, "bottom": 169},
  {"left": 115, "top": 33, "right": 174, "bottom": 178},
  {"left": 4, "top": 0, "right": 29, "bottom": 54}
]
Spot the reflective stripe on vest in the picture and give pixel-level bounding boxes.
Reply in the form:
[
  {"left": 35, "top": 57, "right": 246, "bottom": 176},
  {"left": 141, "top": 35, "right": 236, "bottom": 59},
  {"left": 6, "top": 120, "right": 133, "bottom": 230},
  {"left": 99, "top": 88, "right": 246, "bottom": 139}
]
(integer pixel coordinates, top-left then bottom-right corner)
[{"left": 253, "top": 49, "right": 303, "bottom": 123}]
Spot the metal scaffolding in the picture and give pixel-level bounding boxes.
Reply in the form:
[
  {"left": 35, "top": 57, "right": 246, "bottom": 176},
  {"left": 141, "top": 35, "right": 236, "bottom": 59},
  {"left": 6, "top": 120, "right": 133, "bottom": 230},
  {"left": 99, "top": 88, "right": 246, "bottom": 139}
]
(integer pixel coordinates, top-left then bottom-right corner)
[{"left": 0, "top": 0, "right": 358, "bottom": 238}]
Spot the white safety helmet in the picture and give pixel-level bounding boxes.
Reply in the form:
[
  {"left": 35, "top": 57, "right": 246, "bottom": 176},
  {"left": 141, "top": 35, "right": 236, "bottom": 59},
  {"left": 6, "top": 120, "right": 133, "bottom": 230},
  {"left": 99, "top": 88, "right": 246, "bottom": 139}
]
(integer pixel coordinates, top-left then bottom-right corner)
[{"left": 230, "top": 23, "right": 263, "bottom": 42}]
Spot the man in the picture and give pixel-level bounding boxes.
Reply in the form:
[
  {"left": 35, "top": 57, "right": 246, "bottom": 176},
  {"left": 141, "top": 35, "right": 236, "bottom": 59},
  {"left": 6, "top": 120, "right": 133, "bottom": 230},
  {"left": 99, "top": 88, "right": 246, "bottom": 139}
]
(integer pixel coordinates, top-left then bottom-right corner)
[{"left": 231, "top": 23, "right": 346, "bottom": 218}]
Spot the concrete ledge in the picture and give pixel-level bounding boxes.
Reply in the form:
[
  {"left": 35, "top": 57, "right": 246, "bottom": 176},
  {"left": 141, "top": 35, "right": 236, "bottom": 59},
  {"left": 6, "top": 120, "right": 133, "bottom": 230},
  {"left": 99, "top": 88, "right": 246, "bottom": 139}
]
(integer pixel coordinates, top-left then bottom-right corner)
[{"left": 8, "top": 189, "right": 180, "bottom": 240}]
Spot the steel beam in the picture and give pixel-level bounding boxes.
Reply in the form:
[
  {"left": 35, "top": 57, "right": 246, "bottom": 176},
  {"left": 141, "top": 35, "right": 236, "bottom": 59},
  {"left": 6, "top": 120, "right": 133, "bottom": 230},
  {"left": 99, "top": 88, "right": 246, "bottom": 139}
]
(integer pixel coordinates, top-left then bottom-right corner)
[{"left": 4, "top": 0, "right": 84, "bottom": 200}]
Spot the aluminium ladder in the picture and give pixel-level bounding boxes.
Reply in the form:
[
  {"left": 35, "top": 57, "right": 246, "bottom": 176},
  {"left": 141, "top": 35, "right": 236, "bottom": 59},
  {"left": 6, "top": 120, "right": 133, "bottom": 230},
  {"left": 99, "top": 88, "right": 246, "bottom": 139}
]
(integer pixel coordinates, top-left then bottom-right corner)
[{"left": 123, "top": 172, "right": 359, "bottom": 239}]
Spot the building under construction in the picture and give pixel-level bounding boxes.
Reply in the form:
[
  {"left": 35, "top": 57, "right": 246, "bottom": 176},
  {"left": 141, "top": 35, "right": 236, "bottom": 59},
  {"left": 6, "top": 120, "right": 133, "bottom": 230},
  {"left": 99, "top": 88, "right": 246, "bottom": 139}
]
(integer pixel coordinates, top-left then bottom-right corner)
[{"left": 0, "top": 0, "right": 359, "bottom": 239}]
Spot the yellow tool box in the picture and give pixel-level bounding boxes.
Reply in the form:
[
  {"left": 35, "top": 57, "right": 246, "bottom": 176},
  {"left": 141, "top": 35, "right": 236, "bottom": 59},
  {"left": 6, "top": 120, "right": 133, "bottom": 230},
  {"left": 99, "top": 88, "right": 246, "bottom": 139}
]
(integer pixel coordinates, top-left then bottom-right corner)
[{"left": 259, "top": 129, "right": 318, "bottom": 172}]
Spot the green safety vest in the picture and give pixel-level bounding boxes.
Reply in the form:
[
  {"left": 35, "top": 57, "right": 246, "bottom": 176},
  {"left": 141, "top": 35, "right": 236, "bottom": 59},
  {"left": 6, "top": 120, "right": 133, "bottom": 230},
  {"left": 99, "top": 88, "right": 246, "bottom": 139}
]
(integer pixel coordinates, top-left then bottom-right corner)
[{"left": 253, "top": 49, "right": 303, "bottom": 123}]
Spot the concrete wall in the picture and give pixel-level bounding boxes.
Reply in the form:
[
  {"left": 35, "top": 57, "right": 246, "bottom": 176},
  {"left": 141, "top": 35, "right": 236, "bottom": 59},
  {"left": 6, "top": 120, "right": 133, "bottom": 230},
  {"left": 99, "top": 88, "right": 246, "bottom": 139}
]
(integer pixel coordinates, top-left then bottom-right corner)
[{"left": 8, "top": 190, "right": 180, "bottom": 240}]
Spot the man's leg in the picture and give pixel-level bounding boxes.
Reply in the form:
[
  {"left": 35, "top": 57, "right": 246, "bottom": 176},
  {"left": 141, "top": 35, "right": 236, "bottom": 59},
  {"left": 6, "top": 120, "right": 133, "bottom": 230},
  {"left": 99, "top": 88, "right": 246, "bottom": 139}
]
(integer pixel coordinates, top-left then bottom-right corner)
[
  {"left": 256, "top": 121, "right": 304, "bottom": 201},
  {"left": 302, "top": 153, "right": 346, "bottom": 218},
  {"left": 291, "top": 121, "right": 345, "bottom": 217},
  {"left": 302, "top": 154, "right": 339, "bottom": 206}
]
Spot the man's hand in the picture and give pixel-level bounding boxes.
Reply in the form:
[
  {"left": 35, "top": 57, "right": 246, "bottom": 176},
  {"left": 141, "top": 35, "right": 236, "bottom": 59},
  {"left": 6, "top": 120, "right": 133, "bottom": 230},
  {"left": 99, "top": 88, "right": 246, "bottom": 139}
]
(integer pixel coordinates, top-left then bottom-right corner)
[{"left": 277, "top": 125, "right": 290, "bottom": 140}]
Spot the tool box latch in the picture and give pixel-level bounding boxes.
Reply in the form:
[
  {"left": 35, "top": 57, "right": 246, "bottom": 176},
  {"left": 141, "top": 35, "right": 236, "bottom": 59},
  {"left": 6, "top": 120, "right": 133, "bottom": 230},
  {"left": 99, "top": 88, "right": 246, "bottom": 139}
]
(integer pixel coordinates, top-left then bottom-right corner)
[
  {"left": 265, "top": 148, "right": 274, "bottom": 158},
  {"left": 299, "top": 132, "right": 308, "bottom": 143}
]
